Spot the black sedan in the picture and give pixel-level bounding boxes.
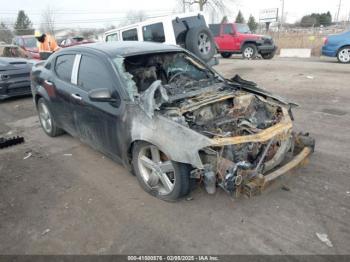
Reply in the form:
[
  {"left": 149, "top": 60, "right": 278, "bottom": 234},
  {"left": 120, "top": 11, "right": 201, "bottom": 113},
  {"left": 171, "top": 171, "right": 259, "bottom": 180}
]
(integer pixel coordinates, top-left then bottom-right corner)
[
  {"left": 0, "top": 57, "right": 36, "bottom": 100},
  {"left": 31, "top": 42, "right": 314, "bottom": 201}
]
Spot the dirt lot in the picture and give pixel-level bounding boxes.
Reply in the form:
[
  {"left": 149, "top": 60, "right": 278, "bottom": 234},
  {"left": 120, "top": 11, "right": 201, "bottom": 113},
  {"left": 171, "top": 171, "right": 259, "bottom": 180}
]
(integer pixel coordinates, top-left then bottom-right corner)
[{"left": 0, "top": 57, "right": 349, "bottom": 255}]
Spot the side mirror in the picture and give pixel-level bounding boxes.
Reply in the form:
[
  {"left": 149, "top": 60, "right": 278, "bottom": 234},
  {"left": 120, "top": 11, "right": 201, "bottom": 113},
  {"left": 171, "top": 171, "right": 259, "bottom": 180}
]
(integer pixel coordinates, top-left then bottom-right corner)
[{"left": 88, "top": 88, "right": 120, "bottom": 105}]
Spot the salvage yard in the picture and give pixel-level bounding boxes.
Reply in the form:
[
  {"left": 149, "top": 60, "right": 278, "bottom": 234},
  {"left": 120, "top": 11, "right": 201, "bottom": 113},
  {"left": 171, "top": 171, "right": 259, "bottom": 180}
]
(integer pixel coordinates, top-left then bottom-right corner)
[{"left": 0, "top": 57, "right": 349, "bottom": 255}]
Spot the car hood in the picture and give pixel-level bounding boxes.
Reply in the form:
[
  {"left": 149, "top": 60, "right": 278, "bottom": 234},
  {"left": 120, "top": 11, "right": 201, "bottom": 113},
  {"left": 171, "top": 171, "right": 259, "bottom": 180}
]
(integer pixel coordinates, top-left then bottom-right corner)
[{"left": 0, "top": 57, "right": 36, "bottom": 71}]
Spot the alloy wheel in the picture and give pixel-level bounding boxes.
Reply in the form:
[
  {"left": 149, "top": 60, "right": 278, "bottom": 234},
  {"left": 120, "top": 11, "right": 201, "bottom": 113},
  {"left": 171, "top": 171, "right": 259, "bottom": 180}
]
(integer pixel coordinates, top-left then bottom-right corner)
[
  {"left": 338, "top": 48, "right": 350, "bottom": 63},
  {"left": 244, "top": 47, "right": 254, "bottom": 58},
  {"left": 137, "top": 145, "right": 176, "bottom": 195},
  {"left": 38, "top": 102, "right": 52, "bottom": 134},
  {"left": 198, "top": 33, "right": 211, "bottom": 55}
]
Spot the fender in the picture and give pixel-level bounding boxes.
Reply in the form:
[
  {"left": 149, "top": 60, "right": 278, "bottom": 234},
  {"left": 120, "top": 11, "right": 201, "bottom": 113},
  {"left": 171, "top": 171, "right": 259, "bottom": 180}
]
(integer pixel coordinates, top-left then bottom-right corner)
[{"left": 240, "top": 39, "right": 261, "bottom": 50}]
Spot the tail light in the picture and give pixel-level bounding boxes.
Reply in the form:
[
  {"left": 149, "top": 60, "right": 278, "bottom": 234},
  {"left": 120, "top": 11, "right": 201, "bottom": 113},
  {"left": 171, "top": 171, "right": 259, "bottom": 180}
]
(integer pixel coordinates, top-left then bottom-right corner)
[{"left": 323, "top": 37, "right": 328, "bottom": 45}]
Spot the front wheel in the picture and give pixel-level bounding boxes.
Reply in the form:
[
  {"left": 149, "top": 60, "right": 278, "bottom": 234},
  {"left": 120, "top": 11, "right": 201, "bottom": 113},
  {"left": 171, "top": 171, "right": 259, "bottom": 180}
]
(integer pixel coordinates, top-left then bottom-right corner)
[
  {"left": 242, "top": 44, "right": 257, "bottom": 59},
  {"left": 337, "top": 46, "right": 350, "bottom": 63},
  {"left": 132, "top": 141, "right": 191, "bottom": 201}
]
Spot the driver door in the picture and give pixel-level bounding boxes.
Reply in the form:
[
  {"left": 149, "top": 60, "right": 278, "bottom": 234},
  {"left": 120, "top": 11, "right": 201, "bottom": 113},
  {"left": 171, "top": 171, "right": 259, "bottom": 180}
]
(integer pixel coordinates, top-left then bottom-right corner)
[{"left": 70, "top": 53, "right": 124, "bottom": 161}]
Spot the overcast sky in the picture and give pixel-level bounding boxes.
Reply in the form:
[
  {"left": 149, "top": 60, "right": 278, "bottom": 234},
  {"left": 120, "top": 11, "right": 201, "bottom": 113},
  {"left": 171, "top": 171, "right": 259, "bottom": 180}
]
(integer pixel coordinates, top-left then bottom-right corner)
[{"left": 0, "top": 0, "right": 349, "bottom": 29}]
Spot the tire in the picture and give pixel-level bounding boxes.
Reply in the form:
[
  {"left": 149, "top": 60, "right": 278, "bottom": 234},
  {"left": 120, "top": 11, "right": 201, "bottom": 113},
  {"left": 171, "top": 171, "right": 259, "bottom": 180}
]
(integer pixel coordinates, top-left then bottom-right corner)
[
  {"left": 185, "top": 26, "right": 215, "bottom": 62},
  {"left": 261, "top": 52, "right": 275, "bottom": 59},
  {"left": 220, "top": 52, "right": 232, "bottom": 58},
  {"left": 242, "top": 44, "right": 257, "bottom": 59},
  {"left": 37, "top": 98, "right": 64, "bottom": 137},
  {"left": 132, "top": 141, "right": 191, "bottom": 201},
  {"left": 337, "top": 46, "right": 350, "bottom": 63}
]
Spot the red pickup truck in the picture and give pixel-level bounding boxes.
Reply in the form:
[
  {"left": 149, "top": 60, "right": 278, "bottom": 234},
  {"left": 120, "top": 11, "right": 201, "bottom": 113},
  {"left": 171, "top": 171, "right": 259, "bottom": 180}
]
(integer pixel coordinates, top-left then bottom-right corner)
[{"left": 209, "top": 23, "right": 277, "bottom": 59}]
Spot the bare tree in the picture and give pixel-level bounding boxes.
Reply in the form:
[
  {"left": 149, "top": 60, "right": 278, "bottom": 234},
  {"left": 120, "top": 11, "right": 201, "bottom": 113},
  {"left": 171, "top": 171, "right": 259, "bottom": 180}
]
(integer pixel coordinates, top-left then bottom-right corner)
[
  {"left": 180, "top": 0, "right": 235, "bottom": 12},
  {"left": 40, "top": 6, "right": 56, "bottom": 36},
  {"left": 0, "top": 22, "right": 13, "bottom": 44},
  {"left": 118, "top": 10, "right": 147, "bottom": 27}
]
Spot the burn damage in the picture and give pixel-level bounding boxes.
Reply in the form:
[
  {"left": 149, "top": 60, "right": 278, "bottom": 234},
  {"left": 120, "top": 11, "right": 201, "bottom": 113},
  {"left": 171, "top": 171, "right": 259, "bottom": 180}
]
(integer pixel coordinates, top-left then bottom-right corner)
[{"left": 120, "top": 51, "right": 314, "bottom": 197}]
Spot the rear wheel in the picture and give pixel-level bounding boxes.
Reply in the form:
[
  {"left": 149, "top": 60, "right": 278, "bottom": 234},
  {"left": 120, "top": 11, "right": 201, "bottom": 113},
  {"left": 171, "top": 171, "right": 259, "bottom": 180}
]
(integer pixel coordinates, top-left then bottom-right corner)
[
  {"left": 220, "top": 52, "right": 232, "bottom": 58},
  {"left": 185, "top": 26, "right": 215, "bottom": 62},
  {"left": 337, "top": 46, "right": 350, "bottom": 63},
  {"left": 242, "top": 44, "right": 257, "bottom": 59},
  {"left": 132, "top": 141, "right": 191, "bottom": 201},
  {"left": 37, "top": 98, "right": 64, "bottom": 137}
]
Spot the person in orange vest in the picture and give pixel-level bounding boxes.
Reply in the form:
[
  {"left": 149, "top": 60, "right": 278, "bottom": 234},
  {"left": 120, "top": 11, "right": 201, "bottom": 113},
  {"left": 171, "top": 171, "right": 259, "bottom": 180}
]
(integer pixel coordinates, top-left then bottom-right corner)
[{"left": 35, "top": 31, "right": 60, "bottom": 59}]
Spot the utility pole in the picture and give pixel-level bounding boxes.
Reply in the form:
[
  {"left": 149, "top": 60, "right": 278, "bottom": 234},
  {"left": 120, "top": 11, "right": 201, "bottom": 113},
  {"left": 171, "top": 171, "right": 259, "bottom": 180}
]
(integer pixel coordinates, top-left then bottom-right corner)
[
  {"left": 183, "top": 0, "right": 186, "bottom": 13},
  {"left": 280, "top": 0, "right": 285, "bottom": 30},
  {"left": 336, "top": 0, "right": 342, "bottom": 22}
]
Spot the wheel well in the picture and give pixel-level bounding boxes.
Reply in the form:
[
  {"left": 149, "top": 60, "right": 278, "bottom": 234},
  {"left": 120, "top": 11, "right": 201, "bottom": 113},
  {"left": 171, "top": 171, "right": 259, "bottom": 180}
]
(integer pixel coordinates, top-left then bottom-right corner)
[
  {"left": 241, "top": 41, "right": 257, "bottom": 50},
  {"left": 127, "top": 140, "right": 142, "bottom": 166},
  {"left": 34, "top": 94, "right": 42, "bottom": 107},
  {"left": 337, "top": 45, "right": 350, "bottom": 55}
]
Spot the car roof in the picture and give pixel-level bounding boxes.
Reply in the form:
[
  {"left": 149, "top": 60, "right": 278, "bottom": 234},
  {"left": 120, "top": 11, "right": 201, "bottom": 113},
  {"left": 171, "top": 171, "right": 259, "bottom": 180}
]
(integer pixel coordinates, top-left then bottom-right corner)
[
  {"left": 104, "top": 12, "right": 203, "bottom": 35},
  {"left": 65, "top": 41, "right": 183, "bottom": 57}
]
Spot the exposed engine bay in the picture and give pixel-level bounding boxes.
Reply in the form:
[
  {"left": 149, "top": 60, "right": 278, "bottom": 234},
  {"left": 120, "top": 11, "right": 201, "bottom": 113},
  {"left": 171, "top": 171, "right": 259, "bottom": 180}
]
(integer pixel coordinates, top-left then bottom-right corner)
[{"left": 122, "top": 52, "right": 315, "bottom": 197}]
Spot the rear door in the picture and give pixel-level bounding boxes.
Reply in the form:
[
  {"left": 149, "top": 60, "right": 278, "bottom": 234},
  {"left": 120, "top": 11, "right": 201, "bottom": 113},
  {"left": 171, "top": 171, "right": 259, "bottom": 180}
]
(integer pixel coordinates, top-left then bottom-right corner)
[
  {"left": 70, "top": 53, "right": 124, "bottom": 161},
  {"left": 50, "top": 53, "right": 78, "bottom": 135}
]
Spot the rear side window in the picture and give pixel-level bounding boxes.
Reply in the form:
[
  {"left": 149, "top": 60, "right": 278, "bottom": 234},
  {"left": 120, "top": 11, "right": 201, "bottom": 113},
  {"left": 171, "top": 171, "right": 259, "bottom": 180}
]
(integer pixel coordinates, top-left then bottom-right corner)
[
  {"left": 142, "top": 23, "right": 165, "bottom": 43},
  {"left": 209, "top": 24, "right": 220, "bottom": 36},
  {"left": 106, "top": 33, "right": 119, "bottom": 42},
  {"left": 223, "top": 24, "right": 233, "bottom": 34},
  {"left": 78, "top": 55, "right": 113, "bottom": 92},
  {"left": 55, "top": 54, "right": 75, "bottom": 82},
  {"left": 122, "top": 29, "right": 138, "bottom": 41}
]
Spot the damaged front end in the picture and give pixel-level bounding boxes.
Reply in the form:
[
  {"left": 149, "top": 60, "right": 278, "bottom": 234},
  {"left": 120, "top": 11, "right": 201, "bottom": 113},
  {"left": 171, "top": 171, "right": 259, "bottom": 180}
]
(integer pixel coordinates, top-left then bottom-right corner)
[
  {"left": 118, "top": 51, "right": 315, "bottom": 197},
  {"left": 161, "top": 88, "right": 315, "bottom": 197}
]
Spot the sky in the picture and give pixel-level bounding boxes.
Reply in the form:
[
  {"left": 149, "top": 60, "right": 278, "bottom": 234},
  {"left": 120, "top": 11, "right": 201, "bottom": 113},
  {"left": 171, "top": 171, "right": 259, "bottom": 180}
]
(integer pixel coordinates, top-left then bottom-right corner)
[{"left": 0, "top": 0, "right": 349, "bottom": 29}]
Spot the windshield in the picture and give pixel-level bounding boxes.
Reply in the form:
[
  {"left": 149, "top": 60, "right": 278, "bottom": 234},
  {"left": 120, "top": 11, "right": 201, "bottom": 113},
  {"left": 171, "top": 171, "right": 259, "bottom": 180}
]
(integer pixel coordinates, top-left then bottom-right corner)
[
  {"left": 113, "top": 52, "right": 220, "bottom": 99},
  {"left": 23, "top": 37, "right": 37, "bottom": 48},
  {"left": 236, "top": 24, "right": 251, "bottom": 34}
]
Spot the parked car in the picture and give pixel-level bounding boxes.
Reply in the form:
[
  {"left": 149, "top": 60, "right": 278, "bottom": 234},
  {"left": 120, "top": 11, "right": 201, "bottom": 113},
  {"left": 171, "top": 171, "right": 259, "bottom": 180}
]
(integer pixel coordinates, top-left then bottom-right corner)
[
  {"left": 0, "top": 45, "right": 37, "bottom": 100},
  {"left": 322, "top": 30, "right": 350, "bottom": 63},
  {"left": 104, "top": 13, "right": 216, "bottom": 63},
  {"left": 31, "top": 42, "right": 314, "bottom": 201},
  {"left": 209, "top": 23, "right": 277, "bottom": 59},
  {"left": 59, "top": 36, "right": 95, "bottom": 48},
  {"left": 12, "top": 35, "right": 40, "bottom": 59}
]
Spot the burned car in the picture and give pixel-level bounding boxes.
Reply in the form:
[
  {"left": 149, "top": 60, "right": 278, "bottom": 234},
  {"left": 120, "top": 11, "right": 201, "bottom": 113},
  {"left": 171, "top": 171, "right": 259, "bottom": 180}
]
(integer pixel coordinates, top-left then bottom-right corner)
[{"left": 31, "top": 42, "right": 314, "bottom": 201}]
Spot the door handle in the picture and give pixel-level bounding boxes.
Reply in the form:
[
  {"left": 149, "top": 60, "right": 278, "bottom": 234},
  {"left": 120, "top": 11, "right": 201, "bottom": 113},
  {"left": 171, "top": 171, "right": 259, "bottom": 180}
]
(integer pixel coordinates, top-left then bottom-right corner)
[{"left": 71, "top": 93, "right": 82, "bottom": 101}]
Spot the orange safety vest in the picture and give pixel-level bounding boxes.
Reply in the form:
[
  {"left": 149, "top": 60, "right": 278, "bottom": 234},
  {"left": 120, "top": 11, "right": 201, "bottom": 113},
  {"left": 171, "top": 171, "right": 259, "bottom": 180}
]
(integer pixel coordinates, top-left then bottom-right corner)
[{"left": 38, "top": 34, "right": 59, "bottom": 53}]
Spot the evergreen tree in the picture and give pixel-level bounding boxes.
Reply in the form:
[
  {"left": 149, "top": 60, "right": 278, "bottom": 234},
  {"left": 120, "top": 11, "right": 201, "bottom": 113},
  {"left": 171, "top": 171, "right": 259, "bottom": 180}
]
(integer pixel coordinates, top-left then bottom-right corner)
[
  {"left": 14, "top": 10, "right": 32, "bottom": 35},
  {"left": 247, "top": 15, "right": 258, "bottom": 32},
  {"left": 235, "top": 10, "right": 245, "bottom": 23},
  {"left": 221, "top": 16, "right": 228, "bottom": 24}
]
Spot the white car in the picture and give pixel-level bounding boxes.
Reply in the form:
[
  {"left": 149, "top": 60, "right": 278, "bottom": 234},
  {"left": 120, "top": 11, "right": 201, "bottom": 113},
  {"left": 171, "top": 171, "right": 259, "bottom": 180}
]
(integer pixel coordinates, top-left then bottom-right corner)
[{"left": 104, "top": 13, "right": 216, "bottom": 62}]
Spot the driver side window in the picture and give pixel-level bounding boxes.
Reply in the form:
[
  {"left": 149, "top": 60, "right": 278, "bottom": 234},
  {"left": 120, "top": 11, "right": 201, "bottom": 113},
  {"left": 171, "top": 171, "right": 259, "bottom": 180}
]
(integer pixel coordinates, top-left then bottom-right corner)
[{"left": 77, "top": 55, "right": 114, "bottom": 92}]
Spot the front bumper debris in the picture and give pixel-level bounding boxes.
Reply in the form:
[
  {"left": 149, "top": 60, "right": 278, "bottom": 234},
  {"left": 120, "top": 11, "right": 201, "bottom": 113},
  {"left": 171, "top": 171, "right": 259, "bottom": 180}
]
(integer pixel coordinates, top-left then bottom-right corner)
[
  {"left": 194, "top": 128, "right": 315, "bottom": 197},
  {"left": 244, "top": 145, "right": 312, "bottom": 197},
  {"left": 0, "top": 136, "right": 25, "bottom": 149}
]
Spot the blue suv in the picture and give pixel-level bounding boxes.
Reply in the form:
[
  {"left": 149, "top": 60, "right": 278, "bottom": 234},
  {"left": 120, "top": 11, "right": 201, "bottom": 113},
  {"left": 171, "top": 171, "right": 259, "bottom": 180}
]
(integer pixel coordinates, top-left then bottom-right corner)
[{"left": 322, "top": 30, "right": 350, "bottom": 63}]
